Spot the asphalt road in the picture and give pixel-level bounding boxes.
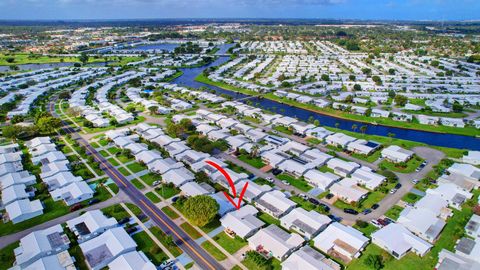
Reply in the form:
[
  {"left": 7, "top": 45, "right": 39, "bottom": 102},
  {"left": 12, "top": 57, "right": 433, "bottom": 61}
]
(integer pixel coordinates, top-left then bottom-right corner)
[{"left": 49, "top": 101, "right": 224, "bottom": 270}]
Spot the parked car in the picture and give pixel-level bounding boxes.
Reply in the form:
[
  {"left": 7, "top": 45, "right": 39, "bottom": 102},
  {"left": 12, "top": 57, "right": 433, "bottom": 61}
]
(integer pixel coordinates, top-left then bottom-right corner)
[
  {"left": 308, "top": 198, "right": 320, "bottom": 205},
  {"left": 152, "top": 180, "right": 161, "bottom": 186},
  {"left": 372, "top": 203, "right": 380, "bottom": 210},
  {"left": 282, "top": 180, "right": 290, "bottom": 186},
  {"left": 88, "top": 198, "right": 100, "bottom": 205},
  {"left": 377, "top": 219, "right": 388, "bottom": 226},
  {"left": 390, "top": 188, "right": 397, "bottom": 194},
  {"left": 412, "top": 179, "right": 419, "bottom": 184},
  {"left": 172, "top": 196, "right": 179, "bottom": 203},
  {"left": 328, "top": 214, "right": 342, "bottom": 222},
  {"left": 362, "top": 209, "right": 372, "bottom": 215},
  {"left": 370, "top": 220, "right": 381, "bottom": 227},
  {"left": 271, "top": 168, "right": 282, "bottom": 175},
  {"left": 395, "top": 183, "right": 402, "bottom": 189},
  {"left": 325, "top": 193, "right": 334, "bottom": 199},
  {"left": 118, "top": 217, "right": 130, "bottom": 225},
  {"left": 343, "top": 208, "right": 358, "bottom": 215},
  {"left": 266, "top": 177, "right": 274, "bottom": 183},
  {"left": 384, "top": 217, "right": 395, "bottom": 224},
  {"left": 126, "top": 226, "right": 138, "bottom": 234},
  {"left": 69, "top": 204, "right": 82, "bottom": 212}
]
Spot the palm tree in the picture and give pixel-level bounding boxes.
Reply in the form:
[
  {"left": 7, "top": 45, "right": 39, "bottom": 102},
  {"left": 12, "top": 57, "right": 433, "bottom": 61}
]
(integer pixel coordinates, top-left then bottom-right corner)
[
  {"left": 148, "top": 106, "right": 158, "bottom": 115},
  {"left": 335, "top": 123, "right": 340, "bottom": 129},
  {"left": 360, "top": 125, "right": 367, "bottom": 134},
  {"left": 351, "top": 124, "right": 358, "bottom": 132},
  {"left": 250, "top": 145, "right": 259, "bottom": 158},
  {"left": 387, "top": 132, "right": 396, "bottom": 142}
]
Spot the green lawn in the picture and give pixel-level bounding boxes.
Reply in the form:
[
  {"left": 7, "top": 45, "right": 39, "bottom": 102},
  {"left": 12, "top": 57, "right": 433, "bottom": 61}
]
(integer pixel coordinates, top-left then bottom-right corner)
[
  {"left": 132, "top": 231, "right": 169, "bottom": 265},
  {"left": 155, "top": 184, "right": 180, "bottom": 199},
  {"left": 350, "top": 150, "right": 382, "bottom": 163},
  {"left": 99, "top": 150, "right": 109, "bottom": 157},
  {"left": 0, "top": 241, "right": 18, "bottom": 270},
  {"left": 107, "top": 147, "right": 121, "bottom": 155},
  {"left": 253, "top": 178, "right": 274, "bottom": 187},
  {"left": 379, "top": 156, "right": 424, "bottom": 173},
  {"left": 238, "top": 154, "right": 266, "bottom": 169},
  {"left": 146, "top": 192, "right": 161, "bottom": 203},
  {"left": 150, "top": 226, "right": 183, "bottom": 257},
  {"left": 201, "top": 241, "right": 227, "bottom": 261},
  {"left": 90, "top": 142, "right": 100, "bottom": 149},
  {"left": 116, "top": 166, "right": 130, "bottom": 176},
  {"left": 141, "top": 172, "right": 161, "bottom": 186},
  {"left": 131, "top": 179, "right": 146, "bottom": 190},
  {"left": 273, "top": 125, "right": 293, "bottom": 135},
  {"left": 69, "top": 244, "right": 89, "bottom": 270},
  {"left": 242, "top": 253, "right": 282, "bottom": 270},
  {"left": 277, "top": 174, "right": 312, "bottom": 192},
  {"left": 213, "top": 232, "right": 247, "bottom": 254},
  {"left": 127, "top": 162, "right": 147, "bottom": 173},
  {"left": 161, "top": 206, "right": 179, "bottom": 219},
  {"left": 353, "top": 223, "right": 378, "bottom": 236},
  {"left": 180, "top": 222, "right": 202, "bottom": 239},
  {"left": 402, "top": 193, "right": 422, "bottom": 204},
  {"left": 257, "top": 212, "right": 280, "bottom": 226},
  {"left": 117, "top": 154, "right": 134, "bottom": 163},
  {"left": 200, "top": 218, "right": 221, "bottom": 234},
  {"left": 384, "top": 205, "right": 405, "bottom": 220},
  {"left": 107, "top": 158, "right": 120, "bottom": 166},
  {"left": 334, "top": 189, "right": 387, "bottom": 212}
]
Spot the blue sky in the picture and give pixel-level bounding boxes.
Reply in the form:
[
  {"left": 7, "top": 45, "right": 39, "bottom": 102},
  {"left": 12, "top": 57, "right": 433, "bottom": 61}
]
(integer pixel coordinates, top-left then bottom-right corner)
[{"left": 0, "top": 0, "right": 478, "bottom": 21}]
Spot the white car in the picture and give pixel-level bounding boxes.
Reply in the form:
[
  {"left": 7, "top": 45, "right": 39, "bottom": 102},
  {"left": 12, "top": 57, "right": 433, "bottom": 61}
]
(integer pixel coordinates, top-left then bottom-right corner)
[
  {"left": 389, "top": 188, "right": 397, "bottom": 194},
  {"left": 412, "top": 179, "right": 419, "bottom": 184},
  {"left": 267, "top": 177, "right": 274, "bottom": 183},
  {"left": 282, "top": 180, "right": 290, "bottom": 186}
]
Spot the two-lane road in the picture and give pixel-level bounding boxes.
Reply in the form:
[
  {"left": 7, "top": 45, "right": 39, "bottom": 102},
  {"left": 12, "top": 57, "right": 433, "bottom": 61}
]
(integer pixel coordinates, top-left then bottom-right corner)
[{"left": 49, "top": 101, "right": 224, "bottom": 270}]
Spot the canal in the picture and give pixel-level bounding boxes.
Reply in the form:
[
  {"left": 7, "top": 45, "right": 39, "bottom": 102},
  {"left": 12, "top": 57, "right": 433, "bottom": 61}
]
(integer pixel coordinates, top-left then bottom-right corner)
[{"left": 173, "top": 55, "right": 480, "bottom": 150}]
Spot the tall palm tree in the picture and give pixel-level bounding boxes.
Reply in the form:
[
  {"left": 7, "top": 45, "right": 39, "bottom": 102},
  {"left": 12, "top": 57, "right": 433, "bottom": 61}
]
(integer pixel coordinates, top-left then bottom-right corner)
[
  {"left": 360, "top": 125, "right": 367, "bottom": 134},
  {"left": 352, "top": 124, "right": 358, "bottom": 132}
]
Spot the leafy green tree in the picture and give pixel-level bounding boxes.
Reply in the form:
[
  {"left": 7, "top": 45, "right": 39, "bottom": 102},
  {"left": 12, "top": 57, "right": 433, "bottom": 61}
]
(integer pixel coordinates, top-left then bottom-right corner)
[
  {"left": 182, "top": 195, "right": 219, "bottom": 227},
  {"left": 313, "top": 119, "right": 320, "bottom": 127},
  {"left": 364, "top": 254, "right": 384, "bottom": 270},
  {"left": 36, "top": 116, "right": 62, "bottom": 135},
  {"left": 452, "top": 102, "right": 463, "bottom": 113},
  {"left": 78, "top": 52, "right": 89, "bottom": 65},
  {"left": 394, "top": 95, "right": 408, "bottom": 107},
  {"left": 148, "top": 106, "right": 158, "bottom": 115}
]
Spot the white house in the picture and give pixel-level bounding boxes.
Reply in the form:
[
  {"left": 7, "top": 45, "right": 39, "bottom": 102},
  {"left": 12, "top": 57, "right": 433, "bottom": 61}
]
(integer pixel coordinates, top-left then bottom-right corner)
[
  {"left": 220, "top": 205, "right": 265, "bottom": 239},
  {"left": 79, "top": 227, "right": 137, "bottom": 270},
  {"left": 313, "top": 222, "right": 369, "bottom": 262},
  {"left": 381, "top": 145, "right": 414, "bottom": 163},
  {"left": 255, "top": 190, "right": 296, "bottom": 218},
  {"left": 426, "top": 183, "right": 473, "bottom": 209},
  {"left": 397, "top": 206, "right": 446, "bottom": 243},
  {"left": 248, "top": 224, "right": 304, "bottom": 261},
  {"left": 66, "top": 210, "right": 117, "bottom": 243},
  {"left": 282, "top": 246, "right": 341, "bottom": 270},
  {"left": 371, "top": 223, "right": 432, "bottom": 259},
  {"left": 235, "top": 180, "right": 272, "bottom": 203},
  {"left": 330, "top": 177, "right": 369, "bottom": 203},
  {"left": 50, "top": 181, "right": 94, "bottom": 206},
  {"left": 325, "top": 133, "right": 356, "bottom": 148},
  {"left": 107, "top": 251, "right": 156, "bottom": 270},
  {"left": 280, "top": 208, "right": 331, "bottom": 239},
  {"left": 161, "top": 167, "right": 195, "bottom": 187},
  {"left": 350, "top": 167, "right": 386, "bottom": 190},
  {"left": 303, "top": 170, "right": 340, "bottom": 191},
  {"left": 5, "top": 199, "right": 44, "bottom": 224},
  {"left": 465, "top": 214, "right": 480, "bottom": 239},
  {"left": 447, "top": 163, "right": 480, "bottom": 181},
  {"left": 180, "top": 181, "right": 211, "bottom": 197},
  {"left": 326, "top": 158, "right": 360, "bottom": 177}
]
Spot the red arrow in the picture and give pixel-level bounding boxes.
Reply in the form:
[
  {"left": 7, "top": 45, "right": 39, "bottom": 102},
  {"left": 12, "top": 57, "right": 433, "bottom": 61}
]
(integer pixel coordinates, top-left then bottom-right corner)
[{"left": 205, "top": 160, "right": 248, "bottom": 210}]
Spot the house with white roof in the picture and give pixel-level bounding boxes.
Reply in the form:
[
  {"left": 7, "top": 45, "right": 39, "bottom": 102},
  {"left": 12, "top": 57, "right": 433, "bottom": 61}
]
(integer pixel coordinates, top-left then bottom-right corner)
[
  {"left": 346, "top": 140, "right": 381, "bottom": 156},
  {"left": 261, "top": 150, "right": 289, "bottom": 168},
  {"left": 147, "top": 158, "right": 184, "bottom": 174},
  {"left": 12, "top": 224, "right": 70, "bottom": 268},
  {"left": 255, "top": 190, "right": 296, "bottom": 218},
  {"left": 325, "top": 133, "right": 356, "bottom": 148},
  {"left": 303, "top": 170, "right": 340, "bottom": 191},
  {"left": 426, "top": 183, "right": 473, "bottom": 210},
  {"left": 282, "top": 246, "right": 341, "bottom": 270},
  {"left": 162, "top": 167, "right": 195, "bottom": 187},
  {"left": 372, "top": 223, "right": 432, "bottom": 259},
  {"left": 330, "top": 178, "right": 368, "bottom": 203},
  {"left": 277, "top": 159, "right": 311, "bottom": 178},
  {"left": 436, "top": 249, "right": 480, "bottom": 270},
  {"left": 245, "top": 129, "right": 268, "bottom": 143},
  {"left": 42, "top": 172, "right": 83, "bottom": 190},
  {"left": 447, "top": 163, "right": 480, "bottom": 181},
  {"left": 235, "top": 180, "right": 272, "bottom": 203},
  {"left": 211, "top": 168, "right": 248, "bottom": 189},
  {"left": 151, "top": 135, "right": 180, "bottom": 147},
  {"left": 5, "top": 199, "right": 44, "bottom": 224},
  {"left": 80, "top": 227, "right": 137, "bottom": 270},
  {"left": 180, "top": 181, "right": 211, "bottom": 197},
  {"left": 278, "top": 141, "right": 310, "bottom": 156},
  {"left": 174, "top": 149, "right": 209, "bottom": 165},
  {"left": 351, "top": 167, "right": 386, "bottom": 190},
  {"left": 248, "top": 224, "right": 304, "bottom": 261},
  {"left": 2, "top": 184, "right": 32, "bottom": 206},
  {"left": 225, "top": 135, "right": 251, "bottom": 150},
  {"left": 465, "top": 214, "right": 480, "bottom": 239},
  {"left": 326, "top": 158, "right": 360, "bottom": 177},
  {"left": 16, "top": 251, "right": 75, "bottom": 270},
  {"left": 220, "top": 205, "right": 265, "bottom": 239},
  {"left": 163, "top": 141, "right": 190, "bottom": 157},
  {"left": 272, "top": 116, "right": 298, "bottom": 127},
  {"left": 462, "top": 151, "right": 480, "bottom": 165},
  {"left": 415, "top": 193, "right": 452, "bottom": 219},
  {"left": 313, "top": 222, "right": 369, "bottom": 262},
  {"left": 454, "top": 237, "right": 480, "bottom": 264},
  {"left": 280, "top": 208, "right": 331, "bottom": 239},
  {"left": 66, "top": 210, "right": 117, "bottom": 243},
  {"left": 0, "top": 143, "right": 19, "bottom": 154},
  {"left": 0, "top": 171, "right": 36, "bottom": 190},
  {"left": 39, "top": 161, "right": 70, "bottom": 179},
  {"left": 50, "top": 181, "right": 94, "bottom": 206},
  {"left": 381, "top": 145, "right": 414, "bottom": 163},
  {"left": 397, "top": 206, "right": 446, "bottom": 243},
  {"left": 134, "top": 150, "right": 163, "bottom": 165},
  {"left": 306, "top": 127, "right": 333, "bottom": 139},
  {"left": 107, "top": 251, "right": 156, "bottom": 270},
  {"left": 190, "top": 157, "right": 227, "bottom": 175},
  {"left": 290, "top": 122, "right": 315, "bottom": 135},
  {"left": 302, "top": 149, "right": 332, "bottom": 166}
]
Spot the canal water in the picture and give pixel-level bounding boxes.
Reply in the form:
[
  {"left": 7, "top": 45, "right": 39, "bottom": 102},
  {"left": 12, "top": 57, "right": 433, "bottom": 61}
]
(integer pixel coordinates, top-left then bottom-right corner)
[{"left": 173, "top": 56, "right": 480, "bottom": 150}]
